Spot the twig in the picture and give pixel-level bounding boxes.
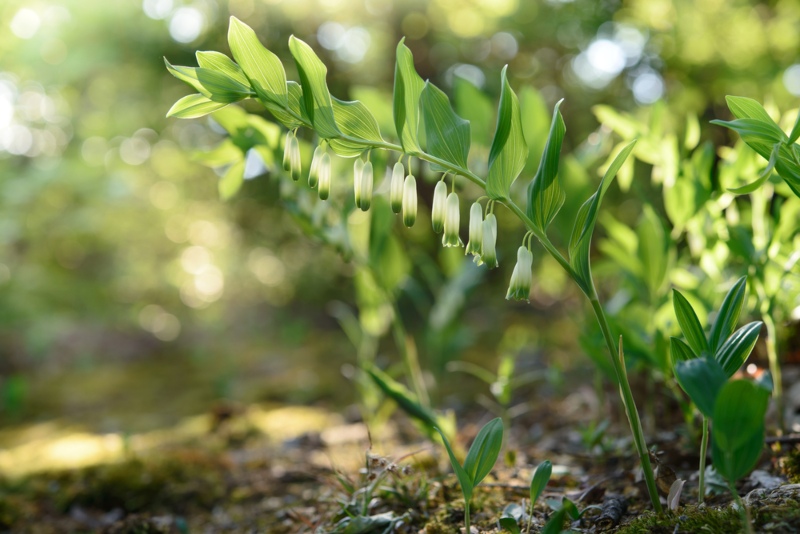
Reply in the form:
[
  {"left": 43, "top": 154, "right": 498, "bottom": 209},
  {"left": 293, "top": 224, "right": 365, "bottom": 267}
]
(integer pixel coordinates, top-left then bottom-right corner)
[{"left": 594, "top": 495, "right": 628, "bottom": 531}]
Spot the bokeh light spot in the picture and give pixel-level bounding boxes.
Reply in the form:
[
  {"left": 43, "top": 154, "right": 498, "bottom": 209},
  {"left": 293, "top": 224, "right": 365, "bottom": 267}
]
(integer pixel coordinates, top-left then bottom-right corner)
[{"left": 10, "top": 8, "right": 41, "bottom": 39}]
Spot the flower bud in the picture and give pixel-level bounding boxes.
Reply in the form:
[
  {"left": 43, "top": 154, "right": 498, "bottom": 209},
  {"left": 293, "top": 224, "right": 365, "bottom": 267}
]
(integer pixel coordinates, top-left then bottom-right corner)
[
  {"left": 442, "top": 193, "right": 463, "bottom": 247},
  {"left": 402, "top": 175, "right": 417, "bottom": 227},
  {"left": 506, "top": 246, "right": 533, "bottom": 301},
  {"left": 308, "top": 145, "right": 323, "bottom": 188},
  {"left": 390, "top": 162, "right": 404, "bottom": 214},
  {"left": 431, "top": 181, "right": 447, "bottom": 233},
  {"left": 318, "top": 152, "right": 331, "bottom": 200},
  {"left": 480, "top": 213, "right": 498, "bottom": 268},
  {"left": 289, "top": 134, "right": 301, "bottom": 181},
  {"left": 465, "top": 202, "right": 483, "bottom": 256},
  {"left": 282, "top": 131, "right": 294, "bottom": 173},
  {"left": 353, "top": 158, "right": 364, "bottom": 208},
  {"left": 360, "top": 161, "right": 373, "bottom": 211}
]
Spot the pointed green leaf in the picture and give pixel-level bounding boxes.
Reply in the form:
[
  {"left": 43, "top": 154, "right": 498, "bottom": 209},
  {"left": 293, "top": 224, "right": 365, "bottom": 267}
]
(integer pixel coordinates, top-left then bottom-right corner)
[
  {"left": 670, "top": 337, "right": 697, "bottom": 365},
  {"left": 672, "top": 290, "right": 709, "bottom": 355},
  {"left": 262, "top": 81, "right": 307, "bottom": 129},
  {"left": 227, "top": 16, "right": 288, "bottom": 108},
  {"left": 567, "top": 141, "right": 637, "bottom": 291},
  {"left": 527, "top": 100, "right": 566, "bottom": 231},
  {"left": 789, "top": 110, "right": 800, "bottom": 144},
  {"left": 725, "top": 96, "right": 780, "bottom": 126},
  {"left": 715, "top": 321, "right": 762, "bottom": 378},
  {"left": 164, "top": 59, "right": 252, "bottom": 103},
  {"left": 288, "top": 35, "right": 340, "bottom": 138},
  {"left": 486, "top": 66, "right": 527, "bottom": 200},
  {"left": 219, "top": 158, "right": 245, "bottom": 200},
  {"left": 530, "top": 460, "right": 552, "bottom": 507},
  {"left": 365, "top": 364, "right": 438, "bottom": 431},
  {"left": 463, "top": 417, "right": 504, "bottom": 487},
  {"left": 710, "top": 118, "right": 788, "bottom": 144},
  {"left": 434, "top": 426, "right": 474, "bottom": 502},
  {"left": 712, "top": 379, "right": 769, "bottom": 482},
  {"left": 393, "top": 40, "right": 425, "bottom": 154},
  {"left": 674, "top": 357, "right": 727, "bottom": 418},
  {"left": 196, "top": 50, "right": 250, "bottom": 87},
  {"left": 167, "top": 94, "right": 229, "bottom": 119},
  {"left": 542, "top": 508, "right": 567, "bottom": 534},
  {"left": 420, "top": 81, "right": 470, "bottom": 170},
  {"left": 328, "top": 97, "right": 384, "bottom": 157},
  {"left": 708, "top": 276, "right": 747, "bottom": 354},
  {"left": 637, "top": 205, "right": 668, "bottom": 298}
]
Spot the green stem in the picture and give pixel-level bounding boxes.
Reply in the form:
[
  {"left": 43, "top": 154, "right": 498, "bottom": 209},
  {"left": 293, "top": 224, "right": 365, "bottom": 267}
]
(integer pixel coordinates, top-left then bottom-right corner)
[
  {"left": 728, "top": 479, "right": 752, "bottom": 534},
  {"left": 464, "top": 500, "right": 471, "bottom": 533},
  {"left": 699, "top": 416, "right": 708, "bottom": 505},
  {"left": 391, "top": 308, "right": 430, "bottom": 408},
  {"left": 589, "top": 292, "right": 663, "bottom": 513},
  {"left": 762, "top": 313, "right": 784, "bottom": 432}
]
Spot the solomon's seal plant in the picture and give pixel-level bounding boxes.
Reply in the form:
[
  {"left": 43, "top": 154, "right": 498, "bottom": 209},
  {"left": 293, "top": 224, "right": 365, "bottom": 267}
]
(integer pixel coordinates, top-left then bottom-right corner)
[{"left": 166, "top": 16, "right": 664, "bottom": 510}]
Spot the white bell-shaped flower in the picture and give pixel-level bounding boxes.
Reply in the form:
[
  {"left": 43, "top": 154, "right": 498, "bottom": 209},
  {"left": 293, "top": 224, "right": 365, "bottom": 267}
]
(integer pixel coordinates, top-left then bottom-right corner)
[
  {"left": 282, "top": 131, "right": 294, "bottom": 172},
  {"left": 318, "top": 152, "right": 331, "bottom": 200},
  {"left": 308, "top": 145, "right": 324, "bottom": 188},
  {"left": 431, "top": 181, "right": 447, "bottom": 233},
  {"left": 360, "top": 161, "right": 373, "bottom": 211},
  {"left": 506, "top": 246, "right": 533, "bottom": 301},
  {"left": 390, "top": 162, "right": 404, "bottom": 214},
  {"left": 442, "top": 193, "right": 463, "bottom": 247},
  {"left": 353, "top": 158, "right": 364, "bottom": 208},
  {"left": 289, "top": 133, "right": 301, "bottom": 181},
  {"left": 402, "top": 175, "right": 417, "bottom": 227},
  {"left": 465, "top": 202, "right": 483, "bottom": 256},
  {"left": 480, "top": 213, "right": 499, "bottom": 268}
]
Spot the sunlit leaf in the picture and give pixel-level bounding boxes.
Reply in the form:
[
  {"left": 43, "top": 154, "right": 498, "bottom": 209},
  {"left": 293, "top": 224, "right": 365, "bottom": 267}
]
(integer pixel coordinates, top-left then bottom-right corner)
[
  {"left": 670, "top": 337, "right": 696, "bottom": 365},
  {"left": 724, "top": 96, "right": 781, "bottom": 127},
  {"left": 289, "top": 35, "right": 340, "bottom": 138},
  {"left": 527, "top": 100, "right": 565, "bottom": 232},
  {"left": 708, "top": 276, "right": 747, "bottom": 354},
  {"left": 637, "top": 205, "right": 668, "bottom": 299},
  {"left": 715, "top": 321, "right": 762, "bottom": 378},
  {"left": 167, "top": 93, "right": 229, "bottom": 119},
  {"left": 672, "top": 290, "right": 708, "bottom": 356},
  {"left": 530, "top": 460, "right": 552, "bottom": 508},
  {"left": 420, "top": 82, "right": 471, "bottom": 170},
  {"left": 711, "top": 118, "right": 788, "bottom": 144},
  {"left": 712, "top": 379, "right": 769, "bottom": 482},
  {"left": 218, "top": 158, "right": 245, "bottom": 200},
  {"left": 728, "top": 142, "right": 780, "bottom": 195},
  {"left": 393, "top": 39, "right": 425, "bottom": 154},
  {"left": 227, "top": 17, "right": 288, "bottom": 108},
  {"left": 262, "top": 81, "right": 307, "bottom": 129},
  {"left": 328, "top": 97, "right": 384, "bottom": 157},
  {"left": 486, "top": 66, "right": 527, "bottom": 200},
  {"left": 196, "top": 50, "right": 250, "bottom": 87},
  {"left": 434, "top": 426, "right": 474, "bottom": 502},
  {"left": 365, "top": 364, "right": 438, "bottom": 431},
  {"left": 789, "top": 110, "right": 800, "bottom": 144},
  {"left": 674, "top": 357, "right": 727, "bottom": 418},
  {"left": 164, "top": 59, "right": 252, "bottom": 103},
  {"left": 454, "top": 76, "right": 494, "bottom": 146},
  {"left": 568, "top": 141, "right": 637, "bottom": 291},
  {"left": 463, "top": 417, "right": 503, "bottom": 487}
]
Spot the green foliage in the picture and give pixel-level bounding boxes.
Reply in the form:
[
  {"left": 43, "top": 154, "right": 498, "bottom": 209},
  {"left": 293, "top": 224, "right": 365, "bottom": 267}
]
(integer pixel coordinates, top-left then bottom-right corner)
[
  {"left": 526, "top": 101, "right": 566, "bottom": 232},
  {"left": 486, "top": 66, "right": 527, "bottom": 201},
  {"left": 529, "top": 459, "right": 552, "bottom": 511},
  {"left": 420, "top": 82, "right": 471, "bottom": 171},
  {"left": 393, "top": 40, "right": 425, "bottom": 155}
]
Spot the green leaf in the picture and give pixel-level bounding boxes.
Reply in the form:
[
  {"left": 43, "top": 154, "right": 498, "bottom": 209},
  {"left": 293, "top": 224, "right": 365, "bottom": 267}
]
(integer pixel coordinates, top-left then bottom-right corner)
[
  {"left": 420, "top": 81, "right": 471, "bottom": 170},
  {"left": 288, "top": 35, "right": 340, "bottom": 138},
  {"left": 262, "top": 81, "right": 307, "bottom": 129},
  {"left": 789, "top": 110, "right": 800, "bottom": 144},
  {"left": 196, "top": 50, "right": 250, "bottom": 87},
  {"left": 526, "top": 100, "right": 566, "bottom": 231},
  {"left": 164, "top": 59, "right": 252, "bottom": 103},
  {"left": 167, "top": 94, "right": 229, "bottom": 119},
  {"left": 463, "top": 417, "right": 504, "bottom": 487},
  {"left": 498, "top": 516, "right": 521, "bottom": 534},
  {"left": 530, "top": 460, "right": 552, "bottom": 508},
  {"left": 454, "top": 76, "right": 494, "bottom": 146},
  {"left": 725, "top": 96, "right": 781, "bottom": 127},
  {"left": 711, "top": 118, "right": 788, "bottom": 144},
  {"left": 433, "top": 426, "right": 474, "bottom": 502},
  {"left": 637, "top": 205, "right": 668, "bottom": 299},
  {"left": 712, "top": 379, "right": 769, "bottom": 482},
  {"left": 393, "top": 40, "right": 425, "bottom": 154},
  {"left": 218, "top": 158, "right": 245, "bottom": 200},
  {"left": 715, "top": 322, "right": 762, "bottom": 378},
  {"left": 365, "top": 364, "right": 438, "bottom": 431},
  {"left": 568, "top": 141, "right": 637, "bottom": 291},
  {"left": 728, "top": 142, "right": 780, "bottom": 194},
  {"left": 674, "top": 357, "right": 727, "bottom": 418},
  {"left": 486, "top": 66, "right": 527, "bottom": 200},
  {"left": 708, "top": 276, "right": 747, "bottom": 354},
  {"left": 328, "top": 97, "right": 384, "bottom": 157},
  {"left": 672, "top": 290, "right": 709, "bottom": 356},
  {"left": 670, "top": 337, "right": 697, "bottom": 365},
  {"left": 227, "top": 16, "right": 288, "bottom": 108}
]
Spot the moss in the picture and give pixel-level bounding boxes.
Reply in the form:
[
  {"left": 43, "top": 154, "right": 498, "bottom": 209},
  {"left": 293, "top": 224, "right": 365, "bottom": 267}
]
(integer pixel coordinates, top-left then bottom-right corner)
[{"left": 781, "top": 449, "right": 800, "bottom": 484}]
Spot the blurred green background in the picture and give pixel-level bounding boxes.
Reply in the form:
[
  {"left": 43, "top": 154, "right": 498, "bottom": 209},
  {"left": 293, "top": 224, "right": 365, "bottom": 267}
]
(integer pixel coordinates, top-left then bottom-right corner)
[{"left": 1, "top": 0, "right": 799, "bottom": 472}]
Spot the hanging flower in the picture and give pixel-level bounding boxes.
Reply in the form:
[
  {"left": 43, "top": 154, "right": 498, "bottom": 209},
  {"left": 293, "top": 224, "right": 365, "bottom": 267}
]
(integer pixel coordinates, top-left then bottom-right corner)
[
  {"left": 431, "top": 181, "right": 447, "bottom": 233},
  {"left": 442, "top": 192, "right": 463, "bottom": 247},
  {"left": 289, "top": 133, "right": 301, "bottom": 181},
  {"left": 402, "top": 175, "right": 417, "bottom": 227},
  {"left": 318, "top": 152, "right": 331, "bottom": 200},
  {"left": 465, "top": 202, "right": 483, "bottom": 256},
  {"left": 390, "top": 162, "right": 404, "bottom": 214},
  {"left": 506, "top": 246, "right": 533, "bottom": 301},
  {"left": 360, "top": 161, "right": 373, "bottom": 211},
  {"left": 353, "top": 158, "right": 364, "bottom": 208},
  {"left": 282, "top": 131, "right": 294, "bottom": 173},
  {"left": 480, "top": 213, "right": 498, "bottom": 268},
  {"left": 308, "top": 145, "right": 324, "bottom": 188}
]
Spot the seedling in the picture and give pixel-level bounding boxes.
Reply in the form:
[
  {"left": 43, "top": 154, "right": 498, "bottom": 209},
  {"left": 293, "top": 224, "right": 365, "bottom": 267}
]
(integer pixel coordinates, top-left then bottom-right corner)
[
  {"left": 671, "top": 275, "right": 772, "bottom": 531},
  {"left": 435, "top": 417, "right": 504, "bottom": 533}
]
